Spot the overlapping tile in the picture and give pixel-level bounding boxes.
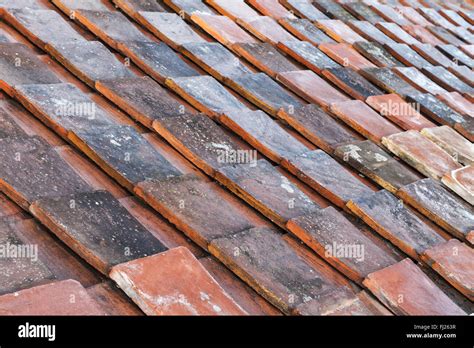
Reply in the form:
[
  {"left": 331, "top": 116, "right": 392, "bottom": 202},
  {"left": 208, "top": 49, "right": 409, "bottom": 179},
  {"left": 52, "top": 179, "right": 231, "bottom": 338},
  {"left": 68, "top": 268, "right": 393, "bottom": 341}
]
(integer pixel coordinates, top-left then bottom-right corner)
[
  {"left": 319, "top": 43, "right": 377, "bottom": 71},
  {"left": 383, "top": 43, "right": 432, "bottom": 69},
  {"left": 321, "top": 67, "right": 383, "bottom": 100},
  {"left": 352, "top": 41, "right": 403, "bottom": 68},
  {"left": 277, "top": 41, "right": 339, "bottom": 73},
  {"left": 442, "top": 166, "right": 474, "bottom": 205},
  {"left": 280, "top": 0, "right": 328, "bottom": 21},
  {"left": 236, "top": 16, "right": 298, "bottom": 45},
  {"left": 316, "top": 19, "right": 367, "bottom": 44},
  {"left": 279, "top": 18, "right": 335, "bottom": 45}
]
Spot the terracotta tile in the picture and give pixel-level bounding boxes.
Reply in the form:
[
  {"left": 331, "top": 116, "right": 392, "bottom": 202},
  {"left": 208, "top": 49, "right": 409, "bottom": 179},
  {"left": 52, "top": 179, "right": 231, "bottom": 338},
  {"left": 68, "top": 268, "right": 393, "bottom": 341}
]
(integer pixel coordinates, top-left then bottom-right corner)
[
  {"left": 164, "top": 0, "right": 214, "bottom": 19},
  {"left": 382, "top": 130, "right": 462, "bottom": 180},
  {"left": 30, "top": 190, "right": 167, "bottom": 274},
  {"left": 119, "top": 41, "right": 199, "bottom": 83},
  {"left": 411, "top": 42, "right": 456, "bottom": 67},
  {"left": 287, "top": 206, "right": 398, "bottom": 283},
  {"left": 321, "top": 67, "right": 383, "bottom": 100},
  {"left": 330, "top": 100, "right": 400, "bottom": 143},
  {"left": 439, "top": 9, "right": 472, "bottom": 27},
  {"left": 437, "top": 44, "right": 474, "bottom": 68},
  {"left": 220, "top": 109, "right": 309, "bottom": 163},
  {"left": 180, "top": 42, "right": 251, "bottom": 81},
  {"left": 448, "top": 65, "right": 474, "bottom": 87},
  {"left": 398, "top": 178, "right": 474, "bottom": 243},
  {"left": 383, "top": 43, "right": 432, "bottom": 69},
  {"left": 278, "top": 18, "right": 335, "bottom": 45},
  {"left": 237, "top": 16, "right": 297, "bottom": 45},
  {"left": 206, "top": 0, "right": 260, "bottom": 21},
  {"left": 459, "top": 9, "right": 474, "bottom": 25},
  {"left": 0, "top": 105, "right": 28, "bottom": 139},
  {"left": 191, "top": 14, "right": 257, "bottom": 48},
  {"left": 422, "top": 66, "right": 474, "bottom": 94},
  {"left": 442, "top": 166, "right": 474, "bottom": 206},
  {"left": 281, "top": 0, "right": 328, "bottom": 21},
  {"left": 209, "top": 226, "right": 358, "bottom": 314},
  {"left": 69, "top": 125, "right": 181, "bottom": 191},
  {"left": 216, "top": 159, "right": 319, "bottom": 226},
  {"left": 418, "top": 7, "right": 457, "bottom": 31},
  {"left": 135, "top": 174, "right": 254, "bottom": 249},
  {"left": 225, "top": 72, "right": 303, "bottom": 116},
  {"left": 153, "top": 113, "right": 246, "bottom": 176},
  {"left": 86, "top": 281, "right": 144, "bottom": 316},
  {"left": 283, "top": 149, "right": 373, "bottom": 208},
  {"left": 3, "top": 9, "right": 85, "bottom": 49},
  {"left": 450, "top": 27, "right": 474, "bottom": 45},
  {"left": 348, "top": 20, "right": 397, "bottom": 46},
  {"left": 138, "top": 12, "right": 206, "bottom": 50},
  {"left": 366, "top": 93, "right": 435, "bottom": 131},
  {"left": 426, "top": 25, "right": 466, "bottom": 46},
  {"left": 165, "top": 75, "right": 248, "bottom": 118},
  {"left": 318, "top": 43, "right": 376, "bottom": 71},
  {"left": 110, "top": 247, "right": 246, "bottom": 315},
  {"left": 13, "top": 83, "right": 116, "bottom": 139},
  {"left": 360, "top": 67, "right": 420, "bottom": 96},
  {"left": 395, "top": 6, "right": 432, "bottom": 26},
  {"left": 72, "top": 10, "right": 151, "bottom": 50},
  {"left": 370, "top": 4, "right": 412, "bottom": 26},
  {"left": 233, "top": 42, "right": 300, "bottom": 78},
  {"left": 0, "top": 218, "right": 55, "bottom": 295},
  {"left": 316, "top": 19, "right": 367, "bottom": 44},
  {"left": 460, "top": 44, "right": 474, "bottom": 58},
  {"left": 0, "top": 135, "right": 92, "bottom": 210},
  {"left": 403, "top": 24, "right": 444, "bottom": 45},
  {"left": 421, "top": 239, "right": 474, "bottom": 300},
  {"left": 0, "top": 43, "right": 61, "bottom": 96},
  {"left": 455, "top": 118, "right": 474, "bottom": 144},
  {"left": 112, "top": 0, "right": 166, "bottom": 18},
  {"left": 343, "top": 2, "right": 384, "bottom": 24},
  {"left": 277, "top": 104, "right": 359, "bottom": 154},
  {"left": 420, "top": 126, "right": 474, "bottom": 166},
  {"left": 0, "top": 279, "right": 105, "bottom": 315},
  {"left": 393, "top": 67, "right": 447, "bottom": 95},
  {"left": 0, "top": 0, "right": 43, "bottom": 9},
  {"left": 363, "top": 258, "right": 465, "bottom": 315},
  {"left": 277, "top": 41, "right": 339, "bottom": 74},
  {"left": 277, "top": 70, "right": 349, "bottom": 108},
  {"left": 247, "top": 0, "right": 295, "bottom": 19},
  {"left": 45, "top": 41, "right": 133, "bottom": 88},
  {"left": 96, "top": 76, "right": 187, "bottom": 128},
  {"left": 52, "top": 0, "right": 110, "bottom": 11},
  {"left": 437, "top": 92, "right": 474, "bottom": 118},
  {"left": 347, "top": 189, "right": 446, "bottom": 259},
  {"left": 353, "top": 41, "right": 403, "bottom": 68},
  {"left": 406, "top": 92, "right": 467, "bottom": 127},
  {"left": 313, "top": 0, "right": 356, "bottom": 21}
]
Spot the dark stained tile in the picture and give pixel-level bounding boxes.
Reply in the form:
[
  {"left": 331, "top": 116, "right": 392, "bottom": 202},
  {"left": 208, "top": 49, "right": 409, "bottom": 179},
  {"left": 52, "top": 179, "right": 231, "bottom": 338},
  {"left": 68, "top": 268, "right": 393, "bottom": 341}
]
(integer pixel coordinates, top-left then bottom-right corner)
[
  {"left": 30, "top": 190, "right": 167, "bottom": 275},
  {"left": 330, "top": 100, "right": 401, "bottom": 144},
  {"left": 277, "top": 70, "right": 349, "bottom": 109},
  {"left": 45, "top": 41, "right": 134, "bottom": 88},
  {"left": 153, "top": 113, "right": 246, "bottom": 176},
  {"left": 3, "top": 9, "right": 85, "bottom": 49},
  {"left": 233, "top": 42, "right": 299, "bottom": 78},
  {"left": 135, "top": 174, "right": 255, "bottom": 249},
  {"left": 247, "top": 0, "right": 295, "bottom": 19},
  {"left": 164, "top": 0, "right": 214, "bottom": 19},
  {"left": 316, "top": 19, "right": 366, "bottom": 44},
  {"left": 0, "top": 106, "right": 28, "bottom": 139},
  {"left": 382, "top": 130, "right": 462, "bottom": 180},
  {"left": 283, "top": 149, "right": 373, "bottom": 208},
  {"left": 353, "top": 41, "right": 403, "bottom": 68},
  {"left": 180, "top": 42, "right": 251, "bottom": 81},
  {"left": 313, "top": 0, "right": 356, "bottom": 21},
  {"left": 13, "top": 83, "right": 116, "bottom": 139},
  {"left": 420, "top": 126, "right": 474, "bottom": 166},
  {"left": 366, "top": 93, "right": 435, "bottom": 131},
  {"left": 0, "top": 135, "right": 92, "bottom": 210},
  {"left": 277, "top": 104, "right": 359, "bottom": 154},
  {"left": 318, "top": 43, "right": 376, "bottom": 71},
  {"left": 280, "top": 0, "right": 328, "bottom": 21},
  {"left": 370, "top": 4, "right": 412, "bottom": 26},
  {"left": 0, "top": 43, "right": 61, "bottom": 96},
  {"left": 110, "top": 246, "right": 247, "bottom": 315},
  {"left": 421, "top": 239, "right": 474, "bottom": 301},
  {"left": 347, "top": 189, "right": 446, "bottom": 260},
  {"left": 343, "top": 2, "right": 384, "bottom": 24},
  {"left": 216, "top": 159, "right": 319, "bottom": 226},
  {"left": 85, "top": 281, "right": 144, "bottom": 316},
  {"left": 360, "top": 67, "right": 420, "bottom": 96},
  {"left": 120, "top": 40, "right": 199, "bottom": 83},
  {"left": 363, "top": 258, "right": 465, "bottom": 315},
  {"left": 68, "top": 125, "right": 181, "bottom": 191},
  {"left": 225, "top": 72, "right": 303, "bottom": 116},
  {"left": 347, "top": 20, "right": 397, "bottom": 46},
  {"left": 220, "top": 109, "right": 309, "bottom": 163},
  {"left": 383, "top": 43, "right": 432, "bottom": 69},
  {"left": 236, "top": 16, "right": 297, "bottom": 45},
  {"left": 335, "top": 140, "right": 422, "bottom": 193},
  {"left": 139, "top": 12, "right": 206, "bottom": 50},
  {"left": 441, "top": 166, "right": 474, "bottom": 206},
  {"left": 165, "top": 75, "right": 248, "bottom": 118},
  {"left": 209, "top": 226, "right": 359, "bottom": 314},
  {"left": 287, "top": 206, "right": 398, "bottom": 283},
  {"left": 412, "top": 43, "right": 457, "bottom": 67},
  {"left": 206, "top": 0, "right": 260, "bottom": 21},
  {"left": 398, "top": 178, "right": 474, "bottom": 243},
  {"left": 421, "top": 66, "right": 474, "bottom": 94},
  {"left": 0, "top": 279, "right": 105, "bottom": 315},
  {"left": 96, "top": 76, "right": 187, "bottom": 128},
  {"left": 393, "top": 67, "right": 447, "bottom": 95},
  {"left": 277, "top": 41, "right": 339, "bottom": 74},
  {"left": 321, "top": 67, "right": 384, "bottom": 100},
  {"left": 278, "top": 18, "right": 335, "bottom": 45}
]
